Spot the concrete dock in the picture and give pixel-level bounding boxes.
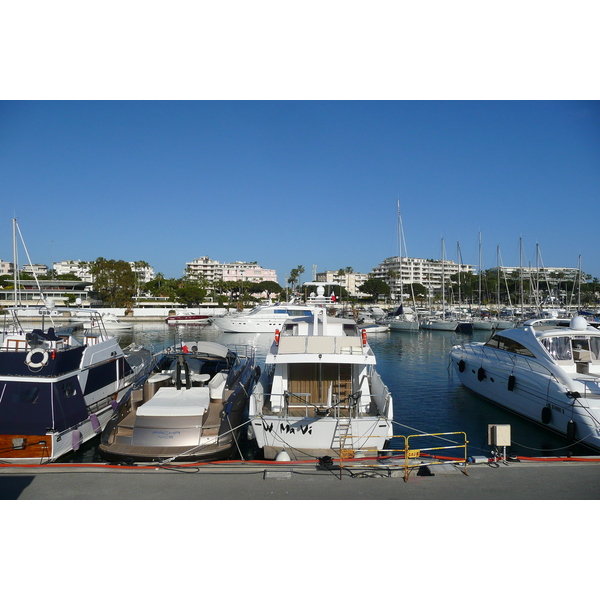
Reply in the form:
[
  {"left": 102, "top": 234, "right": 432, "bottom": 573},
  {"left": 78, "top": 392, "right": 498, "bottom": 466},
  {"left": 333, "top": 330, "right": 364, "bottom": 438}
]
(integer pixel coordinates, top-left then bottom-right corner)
[{"left": 1, "top": 457, "right": 599, "bottom": 500}]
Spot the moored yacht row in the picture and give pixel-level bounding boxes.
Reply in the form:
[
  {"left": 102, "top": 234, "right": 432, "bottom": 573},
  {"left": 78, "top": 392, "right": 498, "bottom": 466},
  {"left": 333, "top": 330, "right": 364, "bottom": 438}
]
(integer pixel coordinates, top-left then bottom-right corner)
[{"left": 3, "top": 302, "right": 600, "bottom": 464}]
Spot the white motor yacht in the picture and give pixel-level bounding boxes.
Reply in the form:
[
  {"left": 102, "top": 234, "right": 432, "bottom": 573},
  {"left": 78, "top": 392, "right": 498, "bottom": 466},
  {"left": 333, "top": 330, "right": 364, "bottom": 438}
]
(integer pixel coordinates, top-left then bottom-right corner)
[
  {"left": 248, "top": 307, "right": 394, "bottom": 460},
  {"left": 212, "top": 303, "right": 317, "bottom": 333},
  {"left": 449, "top": 316, "right": 600, "bottom": 452}
]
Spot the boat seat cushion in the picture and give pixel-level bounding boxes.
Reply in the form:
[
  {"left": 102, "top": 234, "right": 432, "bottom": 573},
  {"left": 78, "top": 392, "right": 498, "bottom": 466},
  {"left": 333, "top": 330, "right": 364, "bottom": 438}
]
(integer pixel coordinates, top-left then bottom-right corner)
[
  {"left": 137, "top": 387, "right": 210, "bottom": 417},
  {"left": 208, "top": 371, "right": 228, "bottom": 399}
]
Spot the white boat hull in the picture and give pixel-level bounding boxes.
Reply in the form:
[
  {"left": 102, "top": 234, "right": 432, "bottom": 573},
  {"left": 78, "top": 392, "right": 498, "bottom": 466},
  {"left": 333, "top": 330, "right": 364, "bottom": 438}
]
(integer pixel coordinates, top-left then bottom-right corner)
[
  {"left": 250, "top": 415, "right": 393, "bottom": 459},
  {"left": 450, "top": 346, "right": 600, "bottom": 452},
  {"left": 421, "top": 320, "right": 458, "bottom": 331},
  {"left": 213, "top": 318, "right": 289, "bottom": 333},
  {"left": 389, "top": 320, "right": 419, "bottom": 331}
]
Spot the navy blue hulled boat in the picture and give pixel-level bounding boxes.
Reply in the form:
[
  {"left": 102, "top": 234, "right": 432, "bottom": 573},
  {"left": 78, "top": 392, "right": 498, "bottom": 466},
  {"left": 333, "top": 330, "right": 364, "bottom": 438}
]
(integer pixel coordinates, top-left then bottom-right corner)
[{"left": 0, "top": 307, "right": 155, "bottom": 463}]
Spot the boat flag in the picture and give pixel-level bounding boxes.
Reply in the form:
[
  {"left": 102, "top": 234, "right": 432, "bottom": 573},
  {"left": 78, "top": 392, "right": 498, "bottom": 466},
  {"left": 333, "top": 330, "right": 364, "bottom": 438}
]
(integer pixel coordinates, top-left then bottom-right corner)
[
  {"left": 331, "top": 292, "right": 336, "bottom": 302},
  {"left": 182, "top": 344, "right": 189, "bottom": 353}
]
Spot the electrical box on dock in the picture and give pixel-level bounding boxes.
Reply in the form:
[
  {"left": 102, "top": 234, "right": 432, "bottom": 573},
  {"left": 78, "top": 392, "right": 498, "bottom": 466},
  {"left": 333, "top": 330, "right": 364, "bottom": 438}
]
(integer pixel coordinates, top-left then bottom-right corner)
[{"left": 488, "top": 424, "right": 511, "bottom": 447}]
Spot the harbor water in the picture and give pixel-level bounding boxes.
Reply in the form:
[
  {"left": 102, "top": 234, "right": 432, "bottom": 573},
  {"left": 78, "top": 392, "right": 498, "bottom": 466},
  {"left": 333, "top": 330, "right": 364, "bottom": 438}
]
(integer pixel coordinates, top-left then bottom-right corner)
[{"left": 64, "top": 321, "right": 598, "bottom": 462}]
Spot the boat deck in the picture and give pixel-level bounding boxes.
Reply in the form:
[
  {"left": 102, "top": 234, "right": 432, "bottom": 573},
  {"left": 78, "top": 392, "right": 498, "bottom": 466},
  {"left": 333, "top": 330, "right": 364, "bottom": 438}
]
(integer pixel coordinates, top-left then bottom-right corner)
[{"left": 100, "top": 395, "right": 233, "bottom": 462}]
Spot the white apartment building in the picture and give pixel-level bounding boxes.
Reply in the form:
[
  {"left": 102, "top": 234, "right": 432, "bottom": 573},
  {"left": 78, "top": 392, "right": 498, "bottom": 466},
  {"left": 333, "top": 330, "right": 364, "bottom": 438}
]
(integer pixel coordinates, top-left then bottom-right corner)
[
  {"left": 185, "top": 256, "right": 221, "bottom": 282},
  {"left": 0, "top": 259, "right": 13, "bottom": 276},
  {"left": 316, "top": 270, "right": 369, "bottom": 297},
  {"left": 53, "top": 260, "right": 94, "bottom": 282},
  {"left": 372, "top": 256, "right": 476, "bottom": 298},
  {"left": 130, "top": 262, "right": 155, "bottom": 284},
  {"left": 52, "top": 260, "right": 155, "bottom": 285},
  {"left": 490, "top": 265, "right": 582, "bottom": 282},
  {"left": 22, "top": 263, "right": 49, "bottom": 277},
  {"left": 185, "top": 257, "right": 278, "bottom": 284}
]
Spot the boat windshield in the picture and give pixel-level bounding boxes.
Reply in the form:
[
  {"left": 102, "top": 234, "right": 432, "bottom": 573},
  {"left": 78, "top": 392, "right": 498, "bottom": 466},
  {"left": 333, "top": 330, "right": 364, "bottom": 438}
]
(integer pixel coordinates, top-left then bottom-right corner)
[{"left": 484, "top": 335, "right": 536, "bottom": 357}]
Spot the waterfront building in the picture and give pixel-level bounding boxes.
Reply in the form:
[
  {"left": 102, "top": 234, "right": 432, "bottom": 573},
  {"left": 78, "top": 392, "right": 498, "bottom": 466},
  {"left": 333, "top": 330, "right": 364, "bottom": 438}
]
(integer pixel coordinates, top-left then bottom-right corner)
[
  {"left": 371, "top": 255, "right": 476, "bottom": 299},
  {"left": 316, "top": 270, "right": 369, "bottom": 297},
  {"left": 53, "top": 260, "right": 94, "bottom": 282},
  {"left": 22, "top": 263, "right": 49, "bottom": 278},
  {"left": 220, "top": 262, "right": 278, "bottom": 284},
  {"left": 0, "top": 260, "right": 13, "bottom": 277},
  {"left": 489, "top": 265, "right": 584, "bottom": 303},
  {"left": 185, "top": 256, "right": 278, "bottom": 284},
  {"left": 0, "top": 279, "right": 98, "bottom": 308},
  {"left": 490, "top": 265, "right": 582, "bottom": 283}
]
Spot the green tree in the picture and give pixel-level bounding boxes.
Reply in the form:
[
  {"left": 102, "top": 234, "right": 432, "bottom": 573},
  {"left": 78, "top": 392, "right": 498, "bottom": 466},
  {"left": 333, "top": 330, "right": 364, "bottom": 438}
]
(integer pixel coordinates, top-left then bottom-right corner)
[
  {"left": 176, "top": 281, "right": 207, "bottom": 306},
  {"left": 288, "top": 265, "right": 305, "bottom": 291},
  {"left": 359, "top": 278, "right": 390, "bottom": 301},
  {"left": 89, "top": 257, "right": 136, "bottom": 307}
]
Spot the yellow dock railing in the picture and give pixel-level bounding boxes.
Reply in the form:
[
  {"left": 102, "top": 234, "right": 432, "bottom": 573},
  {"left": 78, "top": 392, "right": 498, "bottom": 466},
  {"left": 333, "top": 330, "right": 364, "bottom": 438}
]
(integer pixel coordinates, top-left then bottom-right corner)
[{"left": 339, "top": 431, "right": 469, "bottom": 481}]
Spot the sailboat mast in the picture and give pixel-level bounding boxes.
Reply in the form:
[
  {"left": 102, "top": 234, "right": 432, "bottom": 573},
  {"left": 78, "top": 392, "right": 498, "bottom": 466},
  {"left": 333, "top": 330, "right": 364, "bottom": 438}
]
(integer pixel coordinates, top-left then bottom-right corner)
[
  {"left": 496, "top": 245, "right": 500, "bottom": 310},
  {"left": 519, "top": 237, "right": 524, "bottom": 316},
  {"left": 441, "top": 238, "right": 446, "bottom": 319},
  {"left": 397, "top": 198, "right": 403, "bottom": 303},
  {"left": 12, "top": 218, "right": 19, "bottom": 307},
  {"left": 478, "top": 231, "right": 482, "bottom": 308}
]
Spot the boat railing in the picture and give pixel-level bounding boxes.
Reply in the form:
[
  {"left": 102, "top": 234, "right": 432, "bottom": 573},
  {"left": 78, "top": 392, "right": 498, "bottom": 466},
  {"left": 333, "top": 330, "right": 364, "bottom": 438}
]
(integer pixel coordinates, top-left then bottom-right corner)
[
  {"left": 254, "top": 390, "right": 370, "bottom": 418},
  {"left": 459, "top": 343, "right": 563, "bottom": 382},
  {"left": 339, "top": 431, "right": 469, "bottom": 481}
]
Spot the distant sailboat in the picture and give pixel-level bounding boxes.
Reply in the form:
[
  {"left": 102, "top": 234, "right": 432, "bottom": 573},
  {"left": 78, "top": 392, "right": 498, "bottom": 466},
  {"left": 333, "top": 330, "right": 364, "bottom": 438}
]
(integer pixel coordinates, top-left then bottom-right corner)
[
  {"left": 420, "top": 238, "right": 458, "bottom": 331},
  {"left": 472, "top": 231, "right": 495, "bottom": 330},
  {"left": 385, "top": 199, "right": 419, "bottom": 331}
]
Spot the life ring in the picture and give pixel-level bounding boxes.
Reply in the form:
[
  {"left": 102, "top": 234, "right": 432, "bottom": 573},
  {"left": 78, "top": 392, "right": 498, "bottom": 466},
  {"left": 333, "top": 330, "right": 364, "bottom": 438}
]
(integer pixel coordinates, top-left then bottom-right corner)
[
  {"left": 26, "top": 349, "right": 49, "bottom": 368},
  {"left": 274, "top": 329, "right": 280, "bottom": 345}
]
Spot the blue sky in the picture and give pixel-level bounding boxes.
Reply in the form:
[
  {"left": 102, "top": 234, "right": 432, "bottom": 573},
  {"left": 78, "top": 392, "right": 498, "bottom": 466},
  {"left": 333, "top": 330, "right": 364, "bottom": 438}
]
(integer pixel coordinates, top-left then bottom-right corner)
[{"left": 2, "top": 100, "right": 599, "bottom": 284}]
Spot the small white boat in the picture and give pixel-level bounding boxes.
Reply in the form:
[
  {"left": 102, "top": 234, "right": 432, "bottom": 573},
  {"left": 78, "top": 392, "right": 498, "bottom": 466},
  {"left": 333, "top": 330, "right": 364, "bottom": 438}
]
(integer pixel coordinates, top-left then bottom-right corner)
[
  {"left": 166, "top": 311, "right": 211, "bottom": 325},
  {"left": 450, "top": 316, "right": 600, "bottom": 453},
  {"left": 361, "top": 323, "right": 390, "bottom": 333},
  {"left": 248, "top": 307, "right": 394, "bottom": 460},
  {"left": 80, "top": 313, "right": 133, "bottom": 331}
]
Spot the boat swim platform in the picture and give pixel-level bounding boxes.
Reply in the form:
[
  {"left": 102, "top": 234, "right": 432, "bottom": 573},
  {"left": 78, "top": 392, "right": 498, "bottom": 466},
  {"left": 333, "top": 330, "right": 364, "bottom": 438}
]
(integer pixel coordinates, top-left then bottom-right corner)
[{"left": 1, "top": 456, "right": 599, "bottom": 500}]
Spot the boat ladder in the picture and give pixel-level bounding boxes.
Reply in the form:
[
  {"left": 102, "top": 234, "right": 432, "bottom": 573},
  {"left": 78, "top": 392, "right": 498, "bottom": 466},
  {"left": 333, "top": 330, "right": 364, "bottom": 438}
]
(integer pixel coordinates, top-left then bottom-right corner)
[{"left": 334, "top": 418, "right": 353, "bottom": 458}]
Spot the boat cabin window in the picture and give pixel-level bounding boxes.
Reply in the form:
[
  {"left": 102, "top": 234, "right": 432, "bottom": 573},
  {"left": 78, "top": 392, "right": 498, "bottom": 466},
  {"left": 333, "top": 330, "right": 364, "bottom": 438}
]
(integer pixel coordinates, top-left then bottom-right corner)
[
  {"left": 571, "top": 337, "right": 599, "bottom": 362},
  {"left": 287, "top": 310, "right": 314, "bottom": 317},
  {"left": 540, "top": 336, "right": 600, "bottom": 362},
  {"left": 484, "top": 335, "right": 536, "bottom": 357},
  {"left": 540, "top": 336, "right": 573, "bottom": 361}
]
